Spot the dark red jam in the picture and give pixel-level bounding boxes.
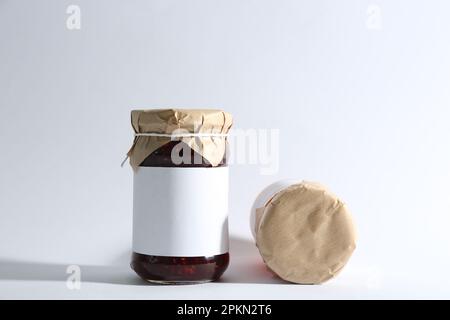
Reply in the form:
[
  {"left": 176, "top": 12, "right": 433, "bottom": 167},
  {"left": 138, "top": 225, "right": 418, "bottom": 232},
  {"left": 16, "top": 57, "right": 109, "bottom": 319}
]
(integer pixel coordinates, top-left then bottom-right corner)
[{"left": 130, "top": 141, "right": 229, "bottom": 284}]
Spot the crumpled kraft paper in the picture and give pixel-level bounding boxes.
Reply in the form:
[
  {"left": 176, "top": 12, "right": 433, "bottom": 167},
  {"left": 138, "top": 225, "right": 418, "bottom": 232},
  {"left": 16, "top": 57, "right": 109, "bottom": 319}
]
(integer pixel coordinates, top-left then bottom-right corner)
[
  {"left": 126, "top": 109, "right": 233, "bottom": 169},
  {"left": 255, "top": 181, "right": 357, "bottom": 284}
]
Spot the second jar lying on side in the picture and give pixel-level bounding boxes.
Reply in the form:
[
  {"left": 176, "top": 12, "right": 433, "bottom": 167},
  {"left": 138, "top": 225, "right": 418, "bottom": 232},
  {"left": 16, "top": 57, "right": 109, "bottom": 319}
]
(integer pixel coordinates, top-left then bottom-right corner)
[{"left": 126, "top": 109, "right": 233, "bottom": 284}]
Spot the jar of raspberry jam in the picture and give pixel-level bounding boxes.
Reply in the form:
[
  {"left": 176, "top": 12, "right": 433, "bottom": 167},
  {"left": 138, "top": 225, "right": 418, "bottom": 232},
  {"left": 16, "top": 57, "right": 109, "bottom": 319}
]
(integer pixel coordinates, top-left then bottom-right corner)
[{"left": 127, "top": 109, "right": 232, "bottom": 284}]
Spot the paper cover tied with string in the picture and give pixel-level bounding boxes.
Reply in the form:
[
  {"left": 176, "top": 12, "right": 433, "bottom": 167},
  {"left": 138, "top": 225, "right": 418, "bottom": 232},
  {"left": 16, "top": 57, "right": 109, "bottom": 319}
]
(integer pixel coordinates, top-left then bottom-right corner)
[
  {"left": 251, "top": 181, "right": 357, "bottom": 284},
  {"left": 126, "top": 109, "right": 233, "bottom": 169}
]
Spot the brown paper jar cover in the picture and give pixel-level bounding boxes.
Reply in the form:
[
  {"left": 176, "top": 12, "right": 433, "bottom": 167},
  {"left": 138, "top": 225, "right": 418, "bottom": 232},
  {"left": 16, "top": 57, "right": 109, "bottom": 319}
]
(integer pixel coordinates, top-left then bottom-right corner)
[
  {"left": 254, "top": 181, "right": 357, "bottom": 284},
  {"left": 126, "top": 109, "right": 233, "bottom": 169}
]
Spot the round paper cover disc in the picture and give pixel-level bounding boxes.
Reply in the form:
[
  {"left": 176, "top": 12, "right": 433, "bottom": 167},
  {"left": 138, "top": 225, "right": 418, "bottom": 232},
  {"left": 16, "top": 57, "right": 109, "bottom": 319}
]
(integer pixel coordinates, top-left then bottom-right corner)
[{"left": 256, "top": 182, "right": 357, "bottom": 284}]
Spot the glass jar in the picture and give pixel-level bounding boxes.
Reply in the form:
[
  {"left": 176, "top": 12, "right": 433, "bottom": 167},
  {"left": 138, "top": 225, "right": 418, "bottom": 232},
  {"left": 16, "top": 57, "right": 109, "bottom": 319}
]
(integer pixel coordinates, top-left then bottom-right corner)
[
  {"left": 250, "top": 180, "right": 357, "bottom": 284},
  {"left": 128, "top": 109, "right": 232, "bottom": 284}
]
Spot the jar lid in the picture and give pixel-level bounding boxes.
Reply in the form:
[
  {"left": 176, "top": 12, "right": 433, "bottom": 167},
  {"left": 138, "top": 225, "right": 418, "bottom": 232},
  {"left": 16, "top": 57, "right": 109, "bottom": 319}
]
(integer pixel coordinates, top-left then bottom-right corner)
[
  {"left": 255, "top": 181, "right": 357, "bottom": 284},
  {"left": 127, "top": 109, "right": 233, "bottom": 169},
  {"left": 131, "top": 109, "right": 233, "bottom": 135}
]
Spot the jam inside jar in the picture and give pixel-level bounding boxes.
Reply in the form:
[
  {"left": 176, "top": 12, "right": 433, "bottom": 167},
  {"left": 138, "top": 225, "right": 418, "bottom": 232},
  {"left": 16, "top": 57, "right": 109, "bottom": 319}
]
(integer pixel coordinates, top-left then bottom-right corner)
[{"left": 130, "top": 141, "right": 230, "bottom": 284}]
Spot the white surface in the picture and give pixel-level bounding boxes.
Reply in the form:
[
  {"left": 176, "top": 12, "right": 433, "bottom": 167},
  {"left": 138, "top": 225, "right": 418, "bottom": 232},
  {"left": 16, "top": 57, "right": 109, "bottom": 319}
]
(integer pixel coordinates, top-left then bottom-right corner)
[
  {"left": 1, "top": 0, "right": 450, "bottom": 299},
  {"left": 133, "top": 166, "right": 229, "bottom": 256},
  {"left": 1, "top": 237, "right": 449, "bottom": 299}
]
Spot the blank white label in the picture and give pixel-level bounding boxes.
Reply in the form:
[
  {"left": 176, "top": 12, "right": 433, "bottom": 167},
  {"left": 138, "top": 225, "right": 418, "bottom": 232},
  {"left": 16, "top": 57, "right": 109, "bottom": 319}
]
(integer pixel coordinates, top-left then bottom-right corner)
[{"left": 133, "top": 166, "right": 229, "bottom": 257}]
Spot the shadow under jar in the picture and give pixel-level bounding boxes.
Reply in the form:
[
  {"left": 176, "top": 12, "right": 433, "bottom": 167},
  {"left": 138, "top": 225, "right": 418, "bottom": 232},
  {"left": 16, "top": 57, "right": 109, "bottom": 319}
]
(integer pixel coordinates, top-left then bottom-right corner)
[{"left": 130, "top": 119, "right": 231, "bottom": 284}]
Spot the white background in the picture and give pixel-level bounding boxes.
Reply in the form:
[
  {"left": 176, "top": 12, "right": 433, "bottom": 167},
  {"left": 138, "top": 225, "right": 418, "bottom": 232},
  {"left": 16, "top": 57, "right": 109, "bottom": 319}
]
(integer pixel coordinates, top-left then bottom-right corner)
[{"left": 1, "top": 0, "right": 450, "bottom": 299}]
